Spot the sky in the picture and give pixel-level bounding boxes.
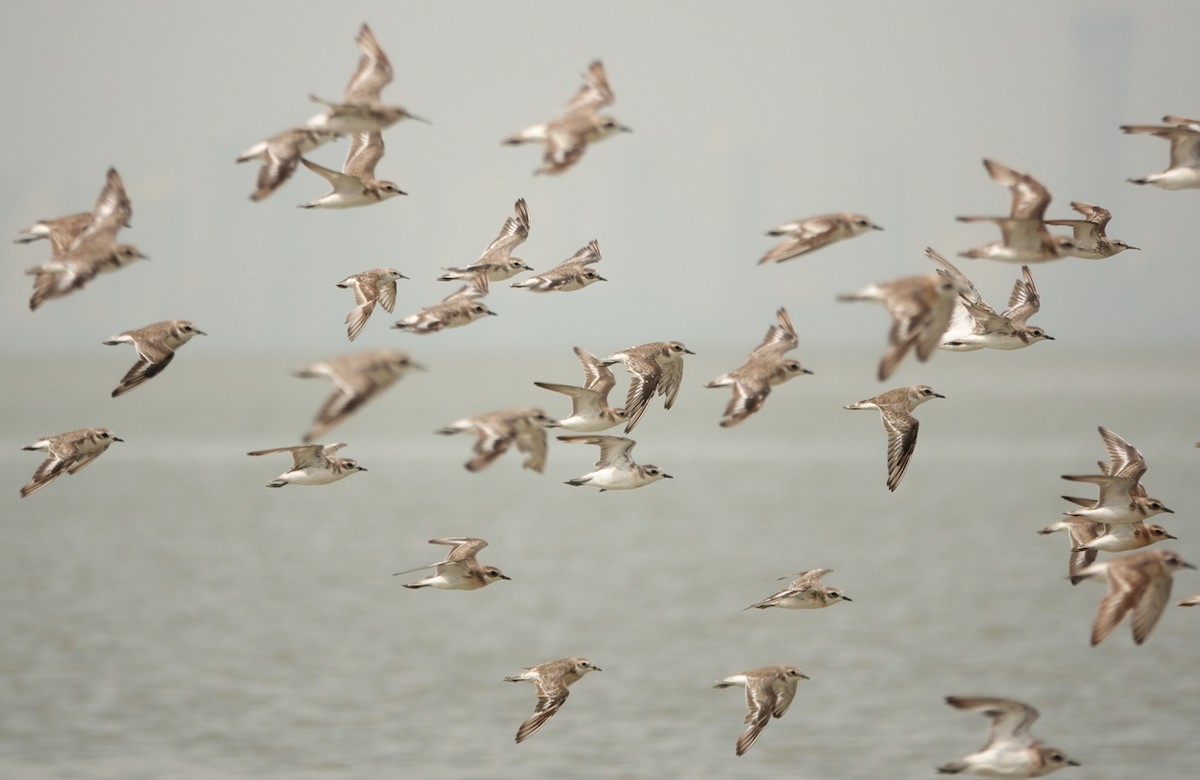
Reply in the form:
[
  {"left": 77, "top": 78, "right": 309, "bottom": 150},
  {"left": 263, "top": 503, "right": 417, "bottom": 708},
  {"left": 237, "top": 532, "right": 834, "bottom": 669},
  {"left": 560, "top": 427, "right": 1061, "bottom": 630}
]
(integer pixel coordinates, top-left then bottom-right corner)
[{"left": 2, "top": 1, "right": 1199, "bottom": 361}]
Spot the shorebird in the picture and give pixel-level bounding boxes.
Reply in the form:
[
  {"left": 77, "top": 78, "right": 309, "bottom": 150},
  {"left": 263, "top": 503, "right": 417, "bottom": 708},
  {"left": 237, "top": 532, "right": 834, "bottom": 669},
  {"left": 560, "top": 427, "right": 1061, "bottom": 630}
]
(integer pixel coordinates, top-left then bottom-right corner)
[
  {"left": 758, "top": 212, "right": 882, "bottom": 264},
  {"left": 558, "top": 434, "right": 672, "bottom": 491},
  {"left": 20, "top": 428, "right": 123, "bottom": 498},
  {"left": 237, "top": 126, "right": 340, "bottom": 202},
  {"left": 713, "top": 665, "right": 809, "bottom": 756},
  {"left": 1061, "top": 427, "right": 1173, "bottom": 526},
  {"left": 438, "top": 198, "right": 533, "bottom": 282},
  {"left": 298, "top": 132, "right": 405, "bottom": 208},
  {"left": 304, "top": 23, "right": 429, "bottom": 134},
  {"left": 504, "top": 657, "right": 601, "bottom": 743},
  {"left": 26, "top": 168, "right": 146, "bottom": 311},
  {"left": 336, "top": 267, "right": 407, "bottom": 340},
  {"left": 1040, "top": 514, "right": 1176, "bottom": 585},
  {"left": 246, "top": 443, "right": 366, "bottom": 487},
  {"left": 534, "top": 347, "right": 627, "bottom": 432},
  {"left": 602, "top": 341, "right": 693, "bottom": 433},
  {"left": 838, "top": 272, "right": 960, "bottom": 380},
  {"left": 1121, "top": 116, "right": 1200, "bottom": 190},
  {"left": 14, "top": 211, "right": 96, "bottom": 254},
  {"left": 511, "top": 239, "right": 605, "bottom": 292},
  {"left": 745, "top": 568, "right": 851, "bottom": 610},
  {"left": 706, "top": 307, "right": 812, "bottom": 427},
  {"left": 938, "top": 696, "right": 1079, "bottom": 777},
  {"left": 393, "top": 273, "right": 497, "bottom": 334},
  {"left": 102, "top": 320, "right": 206, "bottom": 397},
  {"left": 1074, "top": 549, "right": 1195, "bottom": 645},
  {"left": 957, "top": 159, "right": 1072, "bottom": 263},
  {"left": 926, "top": 248, "right": 1052, "bottom": 351},
  {"left": 1045, "top": 201, "right": 1139, "bottom": 259},
  {"left": 844, "top": 385, "right": 944, "bottom": 491},
  {"left": 503, "top": 60, "right": 630, "bottom": 175},
  {"left": 293, "top": 349, "right": 423, "bottom": 442},
  {"left": 437, "top": 408, "right": 556, "bottom": 472},
  {"left": 393, "top": 537, "right": 510, "bottom": 590}
]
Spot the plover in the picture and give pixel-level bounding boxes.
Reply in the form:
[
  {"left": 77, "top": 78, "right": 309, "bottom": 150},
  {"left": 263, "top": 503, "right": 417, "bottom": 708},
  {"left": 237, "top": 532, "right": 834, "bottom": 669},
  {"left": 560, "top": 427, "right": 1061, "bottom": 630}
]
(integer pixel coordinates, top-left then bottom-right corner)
[
  {"left": 237, "top": 126, "right": 341, "bottom": 202},
  {"left": 558, "top": 434, "right": 672, "bottom": 491},
  {"left": 838, "top": 272, "right": 960, "bottom": 380},
  {"left": 14, "top": 211, "right": 96, "bottom": 255},
  {"left": 926, "top": 248, "right": 1052, "bottom": 351},
  {"left": 1074, "top": 549, "right": 1195, "bottom": 645},
  {"left": 1121, "top": 116, "right": 1200, "bottom": 190},
  {"left": 602, "top": 340, "right": 693, "bottom": 433},
  {"left": 293, "top": 349, "right": 423, "bottom": 442},
  {"left": 534, "top": 346, "right": 627, "bottom": 431},
  {"left": 26, "top": 168, "right": 146, "bottom": 311},
  {"left": 504, "top": 60, "right": 630, "bottom": 175},
  {"left": 845, "top": 385, "right": 944, "bottom": 491},
  {"left": 713, "top": 665, "right": 809, "bottom": 756},
  {"left": 1045, "top": 201, "right": 1139, "bottom": 259},
  {"left": 758, "top": 212, "right": 882, "bottom": 264},
  {"left": 336, "top": 267, "right": 407, "bottom": 340},
  {"left": 1040, "top": 515, "right": 1176, "bottom": 585},
  {"left": 511, "top": 239, "right": 606, "bottom": 292},
  {"left": 438, "top": 198, "right": 533, "bottom": 282},
  {"left": 298, "top": 131, "right": 405, "bottom": 208},
  {"left": 1061, "top": 427, "right": 1172, "bottom": 526},
  {"left": 505, "top": 657, "right": 601, "bottom": 743},
  {"left": 437, "top": 408, "right": 556, "bottom": 472},
  {"left": 394, "top": 537, "right": 510, "bottom": 590},
  {"left": 102, "top": 320, "right": 206, "bottom": 397},
  {"left": 706, "top": 307, "right": 812, "bottom": 427},
  {"left": 745, "top": 568, "right": 851, "bottom": 610},
  {"left": 304, "top": 23, "right": 429, "bottom": 134},
  {"left": 958, "top": 159, "right": 1072, "bottom": 263},
  {"left": 393, "top": 273, "right": 496, "bottom": 334},
  {"left": 246, "top": 442, "right": 366, "bottom": 487},
  {"left": 938, "top": 696, "right": 1078, "bottom": 777},
  {"left": 20, "top": 428, "right": 123, "bottom": 498}
]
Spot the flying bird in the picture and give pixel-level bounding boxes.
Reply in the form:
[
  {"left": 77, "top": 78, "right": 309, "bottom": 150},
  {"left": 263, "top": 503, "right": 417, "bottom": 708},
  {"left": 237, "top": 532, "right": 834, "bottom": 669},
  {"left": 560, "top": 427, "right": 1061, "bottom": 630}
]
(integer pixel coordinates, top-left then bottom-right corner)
[
  {"left": 938, "top": 696, "right": 1079, "bottom": 777},
  {"left": 534, "top": 347, "right": 627, "bottom": 432},
  {"left": 393, "top": 274, "right": 496, "bottom": 334},
  {"left": 602, "top": 340, "right": 693, "bottom": 433},
  {"left": 336, "top": 267, "right": 407, "bottom": 340},
  {"left": 504, "top": 60, "right": 630, "bottom": 175},
  {"left": 505, "top": 657, "right": 601, "bottom": 743},
  {"left": 393, "top": 537, "right": 510, "bottom": 590},
  {"left": 102, "top": 320, "right": 206, "bottom": 397},
  {"left": 706, "top": 307, "right": 812, "bottom": 427},
  {"left": 845, "top": 385, "right": 944, "bottom": 491},
  {"left": 1073, "top": 549, "right": 1195, "bottom": 645},
  {"left": 298, "top": 132, "right": 406, "bottom": 208},
  {"left": 926, "top": 248, "right": 1052, "bottom": 351},
  {"left": 304, "top": 23, "right": 429, "bottom": 133},
  {"left": 758, "top": 212, "right": 882, "bottom": 264},
  {"left": 1121, "top": 116, "right": 1200, "bottom": 190},
  {"left": 246, "top": 443, "right": 366, "bottom": 487},
  {"left": 838, "top": 271, "right": 960, "bottom": 380},
  {"left": 26, "top": 168, "right": 146, "bottom": 311},
  {"left": 511, "top": 239, "right": 606, "bottom": 292},
  {"left": 713, "top": 665, "right": 809, "bottom": 756},
  {"left": 745, "top": 568, "right": 851, "bottom": 611},
  {"left": 437, "top": 408, "right": 557, "bottom": 472},
  {"left": 558, "top": 434, "right": 672, "bottom": 491},
  {"left": 20, "top": 428, "right": 123, "bottom": 498},
  {"left": 438, "top": 198, "right": 533, "bottom": 282},
  {"left": 293, "top": 349, "right": 423, "bottom": 442}
]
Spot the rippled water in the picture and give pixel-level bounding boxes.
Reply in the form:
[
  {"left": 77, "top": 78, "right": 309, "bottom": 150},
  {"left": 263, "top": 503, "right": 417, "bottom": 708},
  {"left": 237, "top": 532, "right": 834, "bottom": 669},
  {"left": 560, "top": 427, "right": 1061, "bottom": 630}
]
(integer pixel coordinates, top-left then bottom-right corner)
[{"left": 2, "top": 350, "right": 1198, "bottom": 779}]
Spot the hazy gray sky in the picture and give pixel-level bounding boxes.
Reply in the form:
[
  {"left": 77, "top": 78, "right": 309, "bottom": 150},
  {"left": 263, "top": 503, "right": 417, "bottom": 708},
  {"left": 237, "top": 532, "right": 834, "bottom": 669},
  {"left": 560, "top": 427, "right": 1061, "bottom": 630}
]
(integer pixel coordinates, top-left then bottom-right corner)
[{"left": 3, "top": 1, "right": 1198, "bottom": 359}]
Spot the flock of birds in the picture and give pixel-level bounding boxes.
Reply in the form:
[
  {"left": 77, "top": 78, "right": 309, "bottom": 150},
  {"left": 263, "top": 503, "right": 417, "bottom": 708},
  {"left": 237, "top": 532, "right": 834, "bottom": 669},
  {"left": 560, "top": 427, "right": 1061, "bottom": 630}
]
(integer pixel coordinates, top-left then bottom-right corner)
[{"left": 12, "top": 20, "right": 1200, "bottom": 774}]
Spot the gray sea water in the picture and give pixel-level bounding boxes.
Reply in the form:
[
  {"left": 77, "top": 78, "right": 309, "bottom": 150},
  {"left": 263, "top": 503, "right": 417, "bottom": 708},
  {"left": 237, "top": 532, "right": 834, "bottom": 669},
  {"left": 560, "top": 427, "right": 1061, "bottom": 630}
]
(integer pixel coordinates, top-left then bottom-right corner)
[{"left": 2, "top": 349, "right": 1198, "bottom": 779}]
